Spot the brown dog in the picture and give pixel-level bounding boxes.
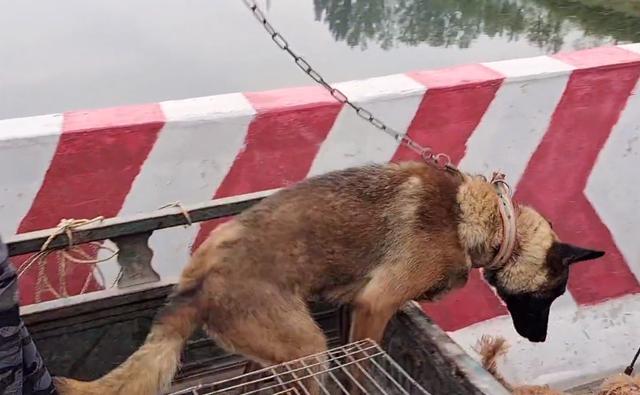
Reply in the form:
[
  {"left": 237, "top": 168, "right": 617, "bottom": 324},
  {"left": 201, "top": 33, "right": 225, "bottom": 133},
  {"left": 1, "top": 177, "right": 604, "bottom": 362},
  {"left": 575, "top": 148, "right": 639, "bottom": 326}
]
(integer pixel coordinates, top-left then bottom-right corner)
[{"left": 53, "top": 161, "right": 604, "bottom": 394}]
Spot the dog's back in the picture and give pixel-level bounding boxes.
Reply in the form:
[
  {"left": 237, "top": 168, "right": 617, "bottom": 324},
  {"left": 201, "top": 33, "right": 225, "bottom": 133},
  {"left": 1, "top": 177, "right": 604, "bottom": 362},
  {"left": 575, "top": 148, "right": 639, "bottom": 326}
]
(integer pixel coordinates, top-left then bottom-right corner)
[{"left": 223, "top": 161, "right": 463, "bottom": 302}]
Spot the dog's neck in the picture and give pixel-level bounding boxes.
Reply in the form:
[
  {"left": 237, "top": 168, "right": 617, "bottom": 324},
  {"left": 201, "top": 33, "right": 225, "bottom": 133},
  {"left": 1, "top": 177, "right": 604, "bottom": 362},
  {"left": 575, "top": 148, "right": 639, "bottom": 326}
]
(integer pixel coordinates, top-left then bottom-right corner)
[{"left": 456, "top": 174, "right": 517, "bottom": 270}]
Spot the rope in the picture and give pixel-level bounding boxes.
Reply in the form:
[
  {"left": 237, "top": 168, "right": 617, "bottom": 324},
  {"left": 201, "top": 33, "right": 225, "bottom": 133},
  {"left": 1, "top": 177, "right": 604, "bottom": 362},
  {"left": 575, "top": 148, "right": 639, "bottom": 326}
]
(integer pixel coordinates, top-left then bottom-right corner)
[
  {"left": 17, "top": 204, "right": 189, "bottom": 302},
  {"left": 17, "top": 217, "right": 119, "bottom": 303},
  {"left": 158, "top": 201, "right": 193, "bottom": 226}
]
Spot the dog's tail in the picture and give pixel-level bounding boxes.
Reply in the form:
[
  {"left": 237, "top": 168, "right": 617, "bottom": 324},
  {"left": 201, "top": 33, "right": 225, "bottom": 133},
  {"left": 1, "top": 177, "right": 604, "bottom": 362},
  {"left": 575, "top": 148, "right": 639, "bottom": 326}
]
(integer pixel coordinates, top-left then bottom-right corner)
[{"left": 54, "top": 290, "right": 202, "bottom": 395}]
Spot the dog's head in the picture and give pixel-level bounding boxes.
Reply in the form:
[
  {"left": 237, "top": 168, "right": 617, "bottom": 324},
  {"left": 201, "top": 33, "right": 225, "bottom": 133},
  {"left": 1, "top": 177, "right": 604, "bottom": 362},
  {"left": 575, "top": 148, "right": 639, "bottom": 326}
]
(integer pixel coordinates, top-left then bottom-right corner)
[{"left": 483, "top": 206, "right": 604, "bottom": 343}]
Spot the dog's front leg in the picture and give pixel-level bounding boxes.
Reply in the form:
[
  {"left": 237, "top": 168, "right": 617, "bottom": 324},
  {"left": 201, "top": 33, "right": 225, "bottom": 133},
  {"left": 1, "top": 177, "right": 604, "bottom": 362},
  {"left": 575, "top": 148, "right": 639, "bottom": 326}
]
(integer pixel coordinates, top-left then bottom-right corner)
[
  {"left": 348, "top": 266, "right": 412, "bottom": 345},
  {"left": 348, "top": 297, "right": 397, "bottom": 345},
  {"left": 346, "top": 278, "right": 404, "bottom": 394}
]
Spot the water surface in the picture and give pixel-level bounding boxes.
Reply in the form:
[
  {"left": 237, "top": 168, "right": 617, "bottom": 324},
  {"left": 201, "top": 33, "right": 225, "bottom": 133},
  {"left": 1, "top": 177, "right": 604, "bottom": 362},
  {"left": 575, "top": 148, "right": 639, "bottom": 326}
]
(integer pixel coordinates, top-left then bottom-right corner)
[{"left": 1, "top": 0, "right": 638, "bottom": 119}]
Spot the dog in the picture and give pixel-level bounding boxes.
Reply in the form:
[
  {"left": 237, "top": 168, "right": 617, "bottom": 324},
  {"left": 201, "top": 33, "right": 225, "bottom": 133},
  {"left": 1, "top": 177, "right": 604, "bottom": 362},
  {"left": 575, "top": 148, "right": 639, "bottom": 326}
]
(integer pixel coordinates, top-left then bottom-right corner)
[{"left": 53, "top": 161, "right": 605, "bottom": 395}]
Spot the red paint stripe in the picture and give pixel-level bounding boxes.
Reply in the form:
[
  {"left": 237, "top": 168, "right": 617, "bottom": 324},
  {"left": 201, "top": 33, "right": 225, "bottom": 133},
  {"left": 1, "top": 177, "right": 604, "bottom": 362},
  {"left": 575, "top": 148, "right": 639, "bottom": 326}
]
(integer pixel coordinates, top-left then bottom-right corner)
[
  {"left": 515, "top": 52, "right": 640, "bottom": 305},
  {"left": 421, "top": 271, "right": 505, "bottom": 330},
  {"left": 192, "top": 87, "right": 342, "bottom": 249},
  {"left": 16, "top": 104, "right": 165, "bottom": 305},
  {"left": 396, "top": 65, "right": 508, "bottom": 331},
  {"left": 395, "top": 65, "right": 503, "bottom": 164}
]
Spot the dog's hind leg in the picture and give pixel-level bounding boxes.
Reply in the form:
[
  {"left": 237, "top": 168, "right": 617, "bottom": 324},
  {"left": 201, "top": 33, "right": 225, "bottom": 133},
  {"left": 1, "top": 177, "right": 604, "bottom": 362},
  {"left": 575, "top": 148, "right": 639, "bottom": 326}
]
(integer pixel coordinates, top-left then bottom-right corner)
[{"left": 206, "top": 291, "right": 328, "bottom": 395}]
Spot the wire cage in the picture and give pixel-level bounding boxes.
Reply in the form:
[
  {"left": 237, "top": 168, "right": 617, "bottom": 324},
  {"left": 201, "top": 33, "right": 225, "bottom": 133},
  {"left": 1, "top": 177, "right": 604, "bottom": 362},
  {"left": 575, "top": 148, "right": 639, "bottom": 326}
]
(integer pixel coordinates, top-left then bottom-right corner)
[{"left": 169, "top": 339, "right": 431, "bottom": 395}]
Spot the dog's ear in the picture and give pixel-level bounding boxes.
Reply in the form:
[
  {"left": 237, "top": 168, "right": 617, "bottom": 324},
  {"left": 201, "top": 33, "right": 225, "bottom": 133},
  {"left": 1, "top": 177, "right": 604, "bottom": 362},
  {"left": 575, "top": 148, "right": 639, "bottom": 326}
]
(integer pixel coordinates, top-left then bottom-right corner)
[{"left": 554, "top": 242, "right": 605, "bottom": 265}]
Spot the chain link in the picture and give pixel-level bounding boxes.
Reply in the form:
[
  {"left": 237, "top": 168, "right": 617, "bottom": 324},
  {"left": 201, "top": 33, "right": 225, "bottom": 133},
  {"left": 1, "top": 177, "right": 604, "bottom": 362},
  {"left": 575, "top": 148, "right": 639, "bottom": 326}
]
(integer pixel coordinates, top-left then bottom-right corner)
[{"left": 241, "top": 0, "right": 458, "bottom": 173}]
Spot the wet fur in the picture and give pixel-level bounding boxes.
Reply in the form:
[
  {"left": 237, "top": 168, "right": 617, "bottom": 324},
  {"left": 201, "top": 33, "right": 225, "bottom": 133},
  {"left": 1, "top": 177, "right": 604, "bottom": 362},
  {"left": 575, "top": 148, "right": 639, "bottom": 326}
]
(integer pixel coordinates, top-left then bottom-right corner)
[{"left": 54, "top": 161, "right": 603, "bottom": 395}]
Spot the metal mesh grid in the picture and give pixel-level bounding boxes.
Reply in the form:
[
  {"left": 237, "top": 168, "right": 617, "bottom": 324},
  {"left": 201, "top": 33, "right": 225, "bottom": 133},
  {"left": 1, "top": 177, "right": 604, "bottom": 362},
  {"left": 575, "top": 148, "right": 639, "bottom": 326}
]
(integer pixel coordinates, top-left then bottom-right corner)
[{"left": 169, "top": 339, "right": 431, "bottom": 395}]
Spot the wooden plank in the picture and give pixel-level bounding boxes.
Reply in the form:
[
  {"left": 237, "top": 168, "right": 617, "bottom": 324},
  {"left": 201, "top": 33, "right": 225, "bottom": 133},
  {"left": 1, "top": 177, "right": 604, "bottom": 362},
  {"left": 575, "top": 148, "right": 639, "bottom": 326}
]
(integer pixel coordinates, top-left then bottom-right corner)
[{"left": 7, "top": 188, "right": 277, "bottom": 257}]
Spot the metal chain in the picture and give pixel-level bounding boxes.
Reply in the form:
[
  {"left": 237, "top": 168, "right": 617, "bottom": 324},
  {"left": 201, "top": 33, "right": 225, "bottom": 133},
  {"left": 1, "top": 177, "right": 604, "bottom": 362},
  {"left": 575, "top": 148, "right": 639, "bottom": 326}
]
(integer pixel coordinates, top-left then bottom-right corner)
[
  {"left": 241, "top": 0, "right": 457, "bottom": 173},
  {"left": 624, "top": 345, "right": 640, "bottom": 375}
]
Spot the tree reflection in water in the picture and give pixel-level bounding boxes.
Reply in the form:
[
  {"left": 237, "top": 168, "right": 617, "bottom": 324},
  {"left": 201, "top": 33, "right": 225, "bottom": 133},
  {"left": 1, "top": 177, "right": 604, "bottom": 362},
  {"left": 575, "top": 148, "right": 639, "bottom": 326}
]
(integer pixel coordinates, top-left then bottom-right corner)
[{"left": 312, "top": 0, "right": 640, "bottom": 52}]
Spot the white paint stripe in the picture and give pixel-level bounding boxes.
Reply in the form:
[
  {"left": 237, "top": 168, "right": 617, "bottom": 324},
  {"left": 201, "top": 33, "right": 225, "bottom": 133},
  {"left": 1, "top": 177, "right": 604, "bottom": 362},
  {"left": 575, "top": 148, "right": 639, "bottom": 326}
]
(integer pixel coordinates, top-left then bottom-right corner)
[
  {"left": 160, "top": 93, "right": 257, "bottom": 122},
  {"left": 460, "top": 60, "right": 578, "bottom": 311},
  {"left": 460, "top": 59, "right": 572, "bottom": 185},
  {"left": 97, "top": 93, "right": 256, "bottom": 284},
  {"left": 619, "top": 43, "right": 640, "bottom": 54},
  {"left": 483, "top": 55, "right": 574, "bottom": 82},
  {"left": 450, "top": 294, "right": 640, "bottom": 391},
  {"left": 585, "top": 77, "right": 640, "bottom": 282},
  {"left": 0, "top": 114, "right": 64, "bottom": 237},
  {"left": 306, "top": 74, "right": 425, "bottom": 176}
]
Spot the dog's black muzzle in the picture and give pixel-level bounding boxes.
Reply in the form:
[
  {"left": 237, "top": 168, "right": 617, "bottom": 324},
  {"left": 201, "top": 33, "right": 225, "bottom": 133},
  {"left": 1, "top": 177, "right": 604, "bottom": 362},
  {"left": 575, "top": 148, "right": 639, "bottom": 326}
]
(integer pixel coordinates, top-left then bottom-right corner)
[
  {"left": 503, "top": 294, "right": 553, "bottom": 343},
  {"left": 511, "top": 310, "right": 549, "bottom": 342}
]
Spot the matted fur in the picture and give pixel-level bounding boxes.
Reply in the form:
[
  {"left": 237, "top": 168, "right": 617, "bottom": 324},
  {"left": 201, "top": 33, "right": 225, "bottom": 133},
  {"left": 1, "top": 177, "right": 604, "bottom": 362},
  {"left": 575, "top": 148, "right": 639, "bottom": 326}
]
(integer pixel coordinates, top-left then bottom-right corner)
[
  {"left": 474, "top": 335, "right": 513, "bottom": 390},
  {"left": 54, "top": 161, "right": 604, "bottom": 395},
  {"left": 474, "top": 335, "right": 565, "bottom": 395},
  {"left": 476, "top": 335, "right": 640, "bottom": 395},
  {"left": 599, "top": 374, "right": 640, "bottom": 395}
]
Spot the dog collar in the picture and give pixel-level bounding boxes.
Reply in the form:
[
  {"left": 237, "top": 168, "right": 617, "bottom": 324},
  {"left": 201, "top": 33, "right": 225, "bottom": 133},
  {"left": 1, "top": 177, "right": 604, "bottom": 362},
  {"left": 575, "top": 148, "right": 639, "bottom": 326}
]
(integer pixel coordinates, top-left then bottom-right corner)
[{"left": 488, "top": 172, "right": 517, "bottom": 269}]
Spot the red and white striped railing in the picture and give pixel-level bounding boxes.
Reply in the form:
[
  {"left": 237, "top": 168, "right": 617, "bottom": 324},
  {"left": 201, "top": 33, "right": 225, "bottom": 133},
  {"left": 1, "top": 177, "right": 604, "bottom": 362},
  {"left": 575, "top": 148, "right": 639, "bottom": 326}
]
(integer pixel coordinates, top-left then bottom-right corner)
[{"left": 1, "top": 43, "right": 639, "bottom": 388}]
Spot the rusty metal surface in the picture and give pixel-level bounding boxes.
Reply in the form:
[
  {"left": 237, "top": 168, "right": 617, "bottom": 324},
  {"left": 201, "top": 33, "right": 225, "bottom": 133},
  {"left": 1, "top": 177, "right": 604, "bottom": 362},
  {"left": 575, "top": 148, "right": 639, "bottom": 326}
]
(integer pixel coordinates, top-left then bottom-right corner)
[{"left": 383, "top": 303, "right": 510, "bottom": 395}]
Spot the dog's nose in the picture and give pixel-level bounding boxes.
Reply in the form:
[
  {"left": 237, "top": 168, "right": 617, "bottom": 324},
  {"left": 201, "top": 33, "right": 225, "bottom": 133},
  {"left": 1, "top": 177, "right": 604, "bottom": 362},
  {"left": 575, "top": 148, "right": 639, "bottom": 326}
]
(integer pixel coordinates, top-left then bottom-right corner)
[{"left": 527, "top": 332, "right": 547, "bottom": 343}]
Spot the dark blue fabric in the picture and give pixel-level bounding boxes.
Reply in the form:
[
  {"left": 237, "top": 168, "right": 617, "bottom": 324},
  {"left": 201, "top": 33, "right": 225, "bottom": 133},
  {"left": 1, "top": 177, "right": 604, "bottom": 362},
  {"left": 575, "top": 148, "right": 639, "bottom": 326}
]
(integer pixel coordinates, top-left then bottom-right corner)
[{"left": 0, "top": 237, "right": 57, "bottom": 395}]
